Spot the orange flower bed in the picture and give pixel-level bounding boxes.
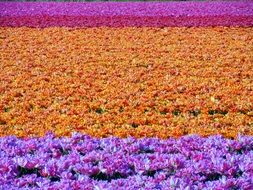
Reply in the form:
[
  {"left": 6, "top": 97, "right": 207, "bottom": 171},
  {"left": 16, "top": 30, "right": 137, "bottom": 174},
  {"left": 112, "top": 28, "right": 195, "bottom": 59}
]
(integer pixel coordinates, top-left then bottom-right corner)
[{"left": 0, "top": 27, "right": 252, "bottom": 138}]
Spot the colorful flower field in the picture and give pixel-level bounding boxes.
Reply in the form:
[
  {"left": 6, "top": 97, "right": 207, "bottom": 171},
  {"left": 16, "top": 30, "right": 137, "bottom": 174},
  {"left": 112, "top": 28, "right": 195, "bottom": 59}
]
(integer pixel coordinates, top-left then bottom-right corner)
[{"left": 0, "top": 1, "right": 253, "bottom": 189}]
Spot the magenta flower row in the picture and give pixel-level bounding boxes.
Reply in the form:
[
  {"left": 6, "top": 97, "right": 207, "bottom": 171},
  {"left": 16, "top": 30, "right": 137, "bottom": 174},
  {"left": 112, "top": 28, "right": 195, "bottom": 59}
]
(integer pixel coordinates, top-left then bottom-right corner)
[
  {"left": 1, "top": 15, "right": 253, "bottom": 28},
  {"left": 0, "top": 133, "right": 252, "bottom": 189},
  {"left": 0, "top": 2, "right": 253, "bottom": 27}
]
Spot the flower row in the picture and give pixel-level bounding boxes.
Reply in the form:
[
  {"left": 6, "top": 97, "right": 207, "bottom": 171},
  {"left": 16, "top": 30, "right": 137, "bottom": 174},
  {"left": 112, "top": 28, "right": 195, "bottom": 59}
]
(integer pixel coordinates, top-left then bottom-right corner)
[
  {"left": 1, "top": 2, "right": 252, "bottom": 17},
  {"left": 0, "top": 27, "right": 252, "bottom": 138},
  {"left": 0, "top": 2, "right": 252, "bottom": 27},
  {"left": 1, "top": 15, "right": 253, "bottom": 28},
  {"left": 0, "top": 133, "right": 253, "bottom": 189}
]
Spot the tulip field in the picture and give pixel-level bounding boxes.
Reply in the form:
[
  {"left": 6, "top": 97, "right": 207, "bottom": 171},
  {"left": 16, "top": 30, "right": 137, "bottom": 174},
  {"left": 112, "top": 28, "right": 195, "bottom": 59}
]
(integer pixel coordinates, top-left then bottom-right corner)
[{"left": 0, "top": 1, "right": 253, "bottom": 189}]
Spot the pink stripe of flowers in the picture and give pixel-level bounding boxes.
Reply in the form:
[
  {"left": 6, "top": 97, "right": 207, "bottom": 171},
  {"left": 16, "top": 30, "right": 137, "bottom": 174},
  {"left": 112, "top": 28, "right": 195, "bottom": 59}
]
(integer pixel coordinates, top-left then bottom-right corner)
[{"left": 0, "top": 2, "right": 253, "bottom": 27}]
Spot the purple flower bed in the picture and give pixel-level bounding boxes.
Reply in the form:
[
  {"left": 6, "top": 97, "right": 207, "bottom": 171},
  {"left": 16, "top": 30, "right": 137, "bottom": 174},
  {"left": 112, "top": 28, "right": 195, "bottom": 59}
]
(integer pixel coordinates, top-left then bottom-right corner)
[
  {"left": 0, "top": 2, "right": 253, "bottom": 27},
  {"left": 1, "top": 2, "right": 253, "bottom": 17},
  {"left": 0, "top": 133, "right": 253, "bottom": 189}
]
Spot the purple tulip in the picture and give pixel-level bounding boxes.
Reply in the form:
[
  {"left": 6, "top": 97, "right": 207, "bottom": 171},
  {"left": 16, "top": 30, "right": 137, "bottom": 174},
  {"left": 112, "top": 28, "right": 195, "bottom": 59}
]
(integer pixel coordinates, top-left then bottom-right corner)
[{"left": 0, "top": 133, "right": 252, "bottom": 189}]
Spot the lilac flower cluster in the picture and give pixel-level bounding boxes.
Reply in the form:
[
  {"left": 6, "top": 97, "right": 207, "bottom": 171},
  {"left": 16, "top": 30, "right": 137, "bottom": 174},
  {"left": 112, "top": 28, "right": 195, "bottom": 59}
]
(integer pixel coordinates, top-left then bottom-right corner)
[
  {"left": 1, "top": 2, "right": 253, "bottom": 17},
  {"left": 0, "top": 133, "right": 252, "bottom": 189}
]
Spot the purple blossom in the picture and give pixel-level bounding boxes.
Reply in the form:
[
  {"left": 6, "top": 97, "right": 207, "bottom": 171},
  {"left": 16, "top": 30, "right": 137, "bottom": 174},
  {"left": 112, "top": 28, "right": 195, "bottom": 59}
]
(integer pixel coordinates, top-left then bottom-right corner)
[{"left": 0, "top": 133, "right": 252, "bottom": 189}]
